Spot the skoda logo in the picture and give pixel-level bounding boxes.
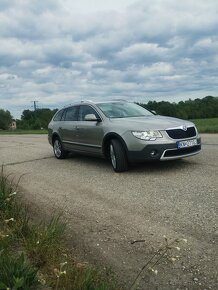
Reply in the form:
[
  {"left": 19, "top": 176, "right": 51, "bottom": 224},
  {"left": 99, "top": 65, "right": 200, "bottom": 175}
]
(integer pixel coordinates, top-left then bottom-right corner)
[{"left": 182, "top": 125, "right": 187, "bottom": 131}]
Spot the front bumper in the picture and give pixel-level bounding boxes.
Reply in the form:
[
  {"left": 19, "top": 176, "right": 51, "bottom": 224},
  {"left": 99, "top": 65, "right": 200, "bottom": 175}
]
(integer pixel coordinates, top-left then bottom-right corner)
[{"left": 127, "top": 137, "right": 201, "bottom": 162}]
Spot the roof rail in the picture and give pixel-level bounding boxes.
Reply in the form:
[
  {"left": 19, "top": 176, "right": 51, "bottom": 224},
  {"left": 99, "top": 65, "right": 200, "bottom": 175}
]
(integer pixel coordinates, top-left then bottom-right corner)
[
  {"left": 63, "top": 104, "right": 72, "bottom": 108},
  {"left": 111, "top": 99, "right": 129, "bottom": 102},
  {"left": 63, "top": 100, "right": 94, "bottom": 107},
  {"left": 81, "top": 100, "right": 94, "bottom": 103}
]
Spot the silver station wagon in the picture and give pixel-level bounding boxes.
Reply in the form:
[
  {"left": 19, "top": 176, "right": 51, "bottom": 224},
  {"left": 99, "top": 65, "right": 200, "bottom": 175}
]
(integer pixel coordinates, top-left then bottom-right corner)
[{"left": 48, "top": 101, "right": 201, "bottom": 172}]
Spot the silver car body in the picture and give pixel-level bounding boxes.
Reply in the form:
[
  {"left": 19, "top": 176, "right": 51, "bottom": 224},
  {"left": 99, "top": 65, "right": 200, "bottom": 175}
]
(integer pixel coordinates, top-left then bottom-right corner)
[{"left": 48, "top": 101, "right": 201, "bottom": 166}]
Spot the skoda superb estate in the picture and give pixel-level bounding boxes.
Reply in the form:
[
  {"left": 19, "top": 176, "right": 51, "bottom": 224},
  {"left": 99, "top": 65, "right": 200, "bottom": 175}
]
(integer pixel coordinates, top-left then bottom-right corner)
[{"left": 48, "top": 101, "right": 201, "bottom": 172}]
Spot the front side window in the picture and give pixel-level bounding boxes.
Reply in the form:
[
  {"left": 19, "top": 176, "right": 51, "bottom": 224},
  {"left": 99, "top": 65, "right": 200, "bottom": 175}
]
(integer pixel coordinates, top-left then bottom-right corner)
[
  {"left": 65, "top": 106, "right": 79, "bottom": 121},
  {"left": 78, "top": 105, "right": 100, "bottom": 121},
  {"left": 53, "top": 109, "right": 64, "bottom": 121},
  {"left": 97, "top": 102, "right": 153, "bottom": 118}
]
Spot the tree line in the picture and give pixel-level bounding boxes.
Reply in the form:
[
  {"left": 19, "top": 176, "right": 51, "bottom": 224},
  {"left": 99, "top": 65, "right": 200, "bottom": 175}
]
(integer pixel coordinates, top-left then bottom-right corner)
[
  {"left": 16, "top": 108, "right": 58, "bottom": 130},
  {"left": 0, "top": 108, "right": 58, "bottom": 130},
  {"left": 138, "top": 96, "right": 218, "bottom": 119},
  {"left": 0, "top": 96, "right": 217, "bottom": 130}
]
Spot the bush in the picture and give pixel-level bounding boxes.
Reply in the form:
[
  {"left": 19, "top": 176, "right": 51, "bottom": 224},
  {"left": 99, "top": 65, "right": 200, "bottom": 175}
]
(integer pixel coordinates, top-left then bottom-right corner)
[{"left": 0, "top": 109, "right": 12, "bottom": 130}]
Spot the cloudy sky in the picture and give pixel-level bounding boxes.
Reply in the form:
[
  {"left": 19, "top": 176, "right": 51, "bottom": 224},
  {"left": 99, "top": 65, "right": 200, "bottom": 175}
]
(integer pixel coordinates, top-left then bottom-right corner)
[{"left": 0, "top": 0, "right": 218, "bottom": 118}]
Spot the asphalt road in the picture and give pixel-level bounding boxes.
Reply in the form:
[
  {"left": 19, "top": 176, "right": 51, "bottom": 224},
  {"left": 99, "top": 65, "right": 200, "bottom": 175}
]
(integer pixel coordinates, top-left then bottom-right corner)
[{"left": 0, "top": 134, "right": 217, "bottom": 289}]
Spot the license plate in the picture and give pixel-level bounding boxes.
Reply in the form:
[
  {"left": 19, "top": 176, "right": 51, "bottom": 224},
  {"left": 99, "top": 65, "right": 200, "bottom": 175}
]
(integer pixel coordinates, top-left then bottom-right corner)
[{"left": 177, "top": 139, "right": 197, "bottom": 149}]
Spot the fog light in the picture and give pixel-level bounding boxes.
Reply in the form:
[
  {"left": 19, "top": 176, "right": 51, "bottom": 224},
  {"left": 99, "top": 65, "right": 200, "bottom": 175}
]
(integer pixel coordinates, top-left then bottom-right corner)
[{"left": 150, "top": 150, "right": 157, "bottom": 157}]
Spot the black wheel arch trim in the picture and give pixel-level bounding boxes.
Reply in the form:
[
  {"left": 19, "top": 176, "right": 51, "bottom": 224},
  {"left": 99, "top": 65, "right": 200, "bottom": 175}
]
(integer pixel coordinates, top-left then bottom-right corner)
[
  {"left": 52, "top": 132, "right": 61, "bottom": 145},
  {"left": 102, "top": 133, "right": 128, "bottom": 158}
]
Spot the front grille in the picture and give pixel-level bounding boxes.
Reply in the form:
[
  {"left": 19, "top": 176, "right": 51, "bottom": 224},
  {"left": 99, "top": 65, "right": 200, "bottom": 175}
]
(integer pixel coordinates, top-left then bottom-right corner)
[
  {"left": 163, "top": 145, "right": 201, "bottom": 157},
  {"left": 166, "top": 126, "right": 196, "bottom": 139}
]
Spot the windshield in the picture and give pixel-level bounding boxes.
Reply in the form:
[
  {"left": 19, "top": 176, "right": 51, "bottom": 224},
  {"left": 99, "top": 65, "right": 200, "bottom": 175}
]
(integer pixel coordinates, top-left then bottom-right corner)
[{"left": 96, "top": 102, "right": 153, "bottom": 118}]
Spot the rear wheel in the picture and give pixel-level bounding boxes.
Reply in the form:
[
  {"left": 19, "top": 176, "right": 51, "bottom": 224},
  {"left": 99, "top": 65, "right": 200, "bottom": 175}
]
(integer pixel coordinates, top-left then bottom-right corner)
[
  {"left": 110, "top": 139, "right": 128, "bottom": 172},
  {"left": 53, "top": 138, "right": 67, "bottom": 159}
]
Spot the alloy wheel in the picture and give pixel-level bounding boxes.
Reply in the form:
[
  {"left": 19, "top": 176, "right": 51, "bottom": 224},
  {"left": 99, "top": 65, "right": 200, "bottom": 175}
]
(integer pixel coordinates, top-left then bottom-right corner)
[
  {"left": 110, "top": 144, "right": 117, "bottom": 169},
  {"left": 54, "top": 139, "right": 62, "bottom": 158}
]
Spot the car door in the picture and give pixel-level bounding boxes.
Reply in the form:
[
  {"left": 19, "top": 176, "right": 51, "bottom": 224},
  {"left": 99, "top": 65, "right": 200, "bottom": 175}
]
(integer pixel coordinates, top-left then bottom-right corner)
[
  {"left": 60, "top": 105, "right": 80, "bottom": 151},
  {"left": 76, "top": 105, "right": 104, "bottom": 155}
]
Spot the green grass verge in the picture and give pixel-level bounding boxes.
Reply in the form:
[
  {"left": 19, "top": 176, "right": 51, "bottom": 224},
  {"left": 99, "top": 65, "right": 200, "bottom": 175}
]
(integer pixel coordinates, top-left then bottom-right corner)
[
  {"left": 0, "top": 118, "right": 218, "bottom": 135},
  {"left": 0, "top": 167, "right": 119, "bottom": 290},
  {"left": 0, "top": 129, "right": 48, "bottom": 135},
  {"left": 191, "top": 118, "right": 218, "bottom": 133}
]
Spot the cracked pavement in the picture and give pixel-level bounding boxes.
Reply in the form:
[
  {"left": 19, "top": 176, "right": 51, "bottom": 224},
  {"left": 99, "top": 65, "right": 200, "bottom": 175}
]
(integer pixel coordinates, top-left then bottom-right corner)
[{"left": 0, "top": 134, "right": 217, "bottom": 289}]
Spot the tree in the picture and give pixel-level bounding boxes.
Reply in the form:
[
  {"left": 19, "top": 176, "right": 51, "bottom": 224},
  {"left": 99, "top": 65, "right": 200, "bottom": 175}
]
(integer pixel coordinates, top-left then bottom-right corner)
[
  {"left": 17, "top": 108, "right": 58, "bottom": 130},
  {"left": 0, "top": 109, "right": 13, "bottom": 130},
  {"left": 137, "top": 96, "right": 218, "bottom": 119},
  {"left": 21, "top": 110, "right": 34, "bottom": 121}
]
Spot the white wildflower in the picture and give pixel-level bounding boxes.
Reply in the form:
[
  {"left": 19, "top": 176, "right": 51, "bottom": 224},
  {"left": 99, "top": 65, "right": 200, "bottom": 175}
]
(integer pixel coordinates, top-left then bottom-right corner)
[
  {"left": 0, "top": 234, "right": 9, "bottom": 238},
  {"left": 163, "top": 235, "right": 168, "bottom": 242},
  {"left": 153, "top": 269, "right": 158, "bottom": 275},
  {"left": 60, "top": 270, "right": 66, "bottom": 275},
  {"left": 148, "top": 268, "right": 158, "bottom": 275},
  {"left": 4, "top": 218, "right": 14, "bottom": 223},
  {"left": 38, "top": 278, "right": 46, "bottom": 285},
  {"left": 60, "top": 261, "right": 67, "bottom": 267},
  {"left": 9, "top": 192, "right": 16, "bottom": 197},
  {"left": 54, "top": 268, "right": 60, "bottom": 278}
]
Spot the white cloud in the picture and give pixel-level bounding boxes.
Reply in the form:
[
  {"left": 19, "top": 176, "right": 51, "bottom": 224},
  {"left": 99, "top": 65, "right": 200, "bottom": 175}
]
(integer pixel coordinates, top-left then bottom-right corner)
[
  {"left": 138, "top": 63, "right": 173, "bottom": 78},
  {"left": 0, "top": 73, "right": 18, "bottom": 80},
  {"left": 117, "top": 43, "right": 168, "bottom": 61},
  {"left": 0, "top": 0, "right": 218, "bottom": 118}
]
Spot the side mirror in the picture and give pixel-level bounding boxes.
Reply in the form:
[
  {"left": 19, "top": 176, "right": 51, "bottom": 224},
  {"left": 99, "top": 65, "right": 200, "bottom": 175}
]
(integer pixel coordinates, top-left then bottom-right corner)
[
  {"left": 151, "top": 110, "right": 157, "bottom": 115},
  {"left": 84, "top": 114, "right": 101, "bottom": 122}
]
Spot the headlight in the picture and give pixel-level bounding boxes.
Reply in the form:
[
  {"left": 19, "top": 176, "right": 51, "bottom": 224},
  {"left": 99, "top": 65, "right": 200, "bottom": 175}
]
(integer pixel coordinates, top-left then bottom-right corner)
[{"left": 132, "top": 130, "right": 162, "bottom": 141}]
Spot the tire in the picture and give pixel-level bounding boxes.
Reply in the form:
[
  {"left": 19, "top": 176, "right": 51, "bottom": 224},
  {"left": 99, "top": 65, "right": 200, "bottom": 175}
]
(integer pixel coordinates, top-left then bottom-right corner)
[
  {"left": 110, "top": 139, "right": 128, "bottom": 172},
  {"left": 53, "top": 137, "right": 68, "bottom": 159}
]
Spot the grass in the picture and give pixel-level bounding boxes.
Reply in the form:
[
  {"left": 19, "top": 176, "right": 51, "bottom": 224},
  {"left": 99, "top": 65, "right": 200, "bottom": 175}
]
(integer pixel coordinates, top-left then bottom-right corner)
[
  {"left": 0, "top": 129, "right": 48, "bottom": 135},
  {"left": 191, "top": 118, "right": 218, "bottom": 133},
  {"left": 0, "top": 118, "right": 217, "bottom": 135},
  {"left": 0, "top": 167, "right": 119, "bottom": 290},
  {"left": 25, "top": 215, "right": 66, "bottom": 267},
  {"left": 0, "top": 253, "right": 39, "bottom": 290}
]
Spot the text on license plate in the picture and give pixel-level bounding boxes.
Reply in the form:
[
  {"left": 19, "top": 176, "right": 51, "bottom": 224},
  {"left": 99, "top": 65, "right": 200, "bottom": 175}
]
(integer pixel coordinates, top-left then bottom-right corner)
[{"left": 177, "top": 139, "right": 197, "bottom": 149}]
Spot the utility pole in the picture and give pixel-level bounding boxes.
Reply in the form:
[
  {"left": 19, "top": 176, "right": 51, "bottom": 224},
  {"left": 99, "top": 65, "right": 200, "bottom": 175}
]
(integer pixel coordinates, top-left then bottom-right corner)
[{"left": 31, "top": 101, "right": 38, "bottom": 111}]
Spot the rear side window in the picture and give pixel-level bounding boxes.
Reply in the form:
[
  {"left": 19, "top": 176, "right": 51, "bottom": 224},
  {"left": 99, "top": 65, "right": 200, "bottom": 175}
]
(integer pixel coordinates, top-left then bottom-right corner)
[
  {"left": 65, "top": 106, "right": 79, "bottom": 121},
  {"left": 53, "top": 109, "right": 64, "bottom": 121}
]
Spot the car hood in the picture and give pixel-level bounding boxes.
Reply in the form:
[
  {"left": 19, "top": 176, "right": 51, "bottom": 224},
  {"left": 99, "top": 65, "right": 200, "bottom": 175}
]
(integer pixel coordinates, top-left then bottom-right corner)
[{"left": 109, "top": 115, "right": 194, "bottom": 131}]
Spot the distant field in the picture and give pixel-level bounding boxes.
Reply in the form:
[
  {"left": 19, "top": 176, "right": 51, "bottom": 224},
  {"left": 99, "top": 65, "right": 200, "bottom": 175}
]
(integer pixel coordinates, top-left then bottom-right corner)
[
  {"left": 0, "top": 129, "right": 48, "bottom": 135},
  {"left": 191, "top": 118, "right": 218, "bottom": 133},
  {"left": 0, "top": 119, "right": 217, "bottom": 135}
]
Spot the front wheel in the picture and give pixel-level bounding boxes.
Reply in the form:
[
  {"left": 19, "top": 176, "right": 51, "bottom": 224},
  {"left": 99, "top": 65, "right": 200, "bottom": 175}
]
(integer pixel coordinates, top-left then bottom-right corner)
[
  {"left": 53, "top": 138, "right": 67, "bottom": 159},
  {"left": 110, "top": 139, "right": 128, "bottom": 172}
]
